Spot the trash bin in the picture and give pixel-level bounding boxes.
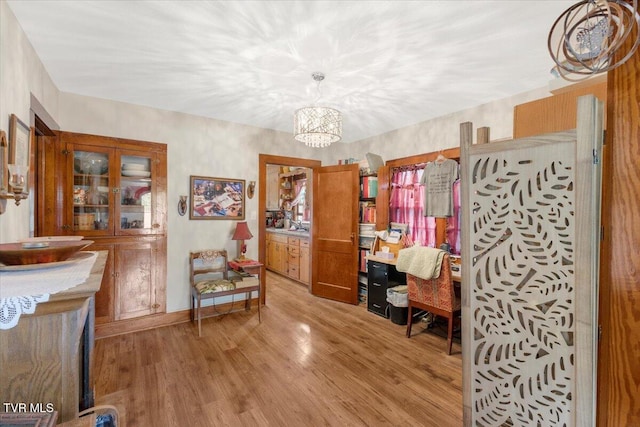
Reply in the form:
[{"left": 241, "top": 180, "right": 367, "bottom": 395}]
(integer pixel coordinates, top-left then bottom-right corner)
[{"left": 387, "top": 285, "right": 409, "bottom": 325}]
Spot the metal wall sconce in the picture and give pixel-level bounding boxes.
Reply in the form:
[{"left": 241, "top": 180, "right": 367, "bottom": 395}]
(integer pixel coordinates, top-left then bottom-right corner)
[
  {"left": 178, "top": 195, "right": 188, "bottom": 216},
  {"left": 247, "top": 181, "right": 256, "bottom": 199},
  {"left": 0, "top": 130, "right": 29, "bottom": 214}
]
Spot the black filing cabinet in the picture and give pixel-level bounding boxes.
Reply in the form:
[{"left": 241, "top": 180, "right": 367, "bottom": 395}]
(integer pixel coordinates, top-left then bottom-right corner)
[{"left": 367, "top": 259, "right": 406, "bottom": 318}]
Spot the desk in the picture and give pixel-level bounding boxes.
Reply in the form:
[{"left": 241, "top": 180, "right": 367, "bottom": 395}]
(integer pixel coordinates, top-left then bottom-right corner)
[
  {"left": 367, "top": 254, "right": 462, "bottom": 281},
  {"left": 0, "top": 251, "right": 107, "bottom": 423}
]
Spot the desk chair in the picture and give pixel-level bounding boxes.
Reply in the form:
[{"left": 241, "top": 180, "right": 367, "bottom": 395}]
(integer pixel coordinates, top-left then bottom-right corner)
[
  {"left": 405, "top": 253, "right": 461, "bottom": 355},
  {"left": 189, "top": 249, "right": 261, "bottom": 337}
]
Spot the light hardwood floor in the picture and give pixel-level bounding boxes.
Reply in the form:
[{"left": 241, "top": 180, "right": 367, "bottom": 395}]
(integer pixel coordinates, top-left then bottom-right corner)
[{"left": 93, "top": 272, "right": 463, "bottom": 426}]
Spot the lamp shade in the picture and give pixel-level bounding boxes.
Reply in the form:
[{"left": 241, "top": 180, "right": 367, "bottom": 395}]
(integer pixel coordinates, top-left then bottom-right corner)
[
  {"left": 232, "top": 221, "right": 253, "bottom": 241},
  {"left": 294, "top": 106, "right": 342, "bottom": 148}
]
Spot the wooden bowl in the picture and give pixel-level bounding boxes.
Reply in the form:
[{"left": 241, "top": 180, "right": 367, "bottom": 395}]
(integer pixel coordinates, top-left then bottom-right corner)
[{"left": 0, "top": 240, "right": 93, "bottom": 265}]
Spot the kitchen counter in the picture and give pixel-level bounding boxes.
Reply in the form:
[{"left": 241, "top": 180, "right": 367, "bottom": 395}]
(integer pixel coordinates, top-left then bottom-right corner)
[{"left": 266, "top": 228, "right": 310, "bottom": 238}]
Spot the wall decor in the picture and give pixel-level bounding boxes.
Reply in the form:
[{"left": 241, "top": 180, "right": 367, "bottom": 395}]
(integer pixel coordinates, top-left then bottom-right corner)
[
  {"left": 8, "top": 114, "right": 30, "bottom": 189},
  {"left": 178, "top": 195, "right": 188, "bottom": 216},
  {"left": 189, "top": 176, "right": 245, "bottom": 220},
  {"left": 247, "top": 180, "right": 256, "bottom": 199},
  {"left": 0, "top": 130, "right": 8, "bottom": 193}
]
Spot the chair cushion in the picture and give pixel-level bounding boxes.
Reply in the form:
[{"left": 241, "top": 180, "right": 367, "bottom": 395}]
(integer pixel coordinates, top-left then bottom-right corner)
[{"left": 195, "top": 279, "right": 236, "bottom": 294}]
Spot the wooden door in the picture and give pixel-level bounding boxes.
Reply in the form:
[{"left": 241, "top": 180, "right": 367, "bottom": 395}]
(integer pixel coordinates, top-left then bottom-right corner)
[
  {"left": 114, "top": 238, "right": 164, "bottom": 320},
  {"left": 311, "top": 164, "right": 359, "bottom": 304},
  {"left": 115, "top": 148, "right": 166, "bottom": 236},
  {"left": 597, "top": 31, "right": 640, "bottom": 425},
  {"left": 66, "top": 142, "right": 115, "bottom": 236},
  {"left": 265, "top": 235, "right": 274, "bottom": 269},
  {"left": 299, "top": 242, "right": 310, "bottom": 285}
]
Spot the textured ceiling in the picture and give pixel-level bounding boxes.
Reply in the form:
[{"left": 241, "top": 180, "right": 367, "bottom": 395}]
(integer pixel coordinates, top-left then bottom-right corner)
[{"left": 7, "top": 0, "right": 574, "bottom": 143}]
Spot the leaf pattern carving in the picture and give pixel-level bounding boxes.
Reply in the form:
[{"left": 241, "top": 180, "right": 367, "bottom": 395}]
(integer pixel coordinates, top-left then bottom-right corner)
[{"left": 470, "top": 149, "right": 575, "bottom": 426}]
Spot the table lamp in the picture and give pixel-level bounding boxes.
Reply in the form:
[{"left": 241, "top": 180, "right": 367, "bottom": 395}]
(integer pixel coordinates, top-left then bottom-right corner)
[{"left": 232, "top": 221, "right": 253, "bottom": 260}]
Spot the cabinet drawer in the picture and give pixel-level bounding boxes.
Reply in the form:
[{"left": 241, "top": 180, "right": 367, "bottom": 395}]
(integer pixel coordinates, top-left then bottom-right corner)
[
  {"left": 288, "top": 265, "right": 299, "bottom": 279},
  {"left": 300, "top": 239, "right": 310, "bottom": 248},
  {"left": 288, "top": 245, "right": 300, "bottom": 255},
  {"left": 368, "top": 281, "right": 387, "bottom": 302},
  {"left": 368, "top": 261, "right": 388, "bottom": 284},
  {"left": 367, "top": 300, "right": 388, "bottom": 317},
  {"left": 269, "top": 233, "right": 287, "bottom": 243},
  {"left": 287, "top": 237, "right": 300, "bottom": 246},
  {"left": 288, "top": 252, "right": 299, "bottom": 263}
]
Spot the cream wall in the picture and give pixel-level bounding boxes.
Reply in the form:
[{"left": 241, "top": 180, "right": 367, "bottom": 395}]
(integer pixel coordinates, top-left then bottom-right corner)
[
  {"left": 0, "top": 0, "right": 60, "bottom": 242},
  {"left": 327, "top": 86, "right": 552, "bottom": 165},
  {"left": 1, "top": 0, "right": 554, "bottom": 313},
  {"left": 58, "top": 93, "right": 324, "bottom": 312}
]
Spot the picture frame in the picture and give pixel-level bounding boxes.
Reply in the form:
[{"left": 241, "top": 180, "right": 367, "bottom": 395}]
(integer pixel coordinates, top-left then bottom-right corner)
[
  {"left": 8, "top": 113, "right": 30, "bottom": 188},
  {"left": 0, "top": 130, "right": 8, "bottom": 193},
  {"left": 189, "top": 176, "right": 245, "bottom": 220}
]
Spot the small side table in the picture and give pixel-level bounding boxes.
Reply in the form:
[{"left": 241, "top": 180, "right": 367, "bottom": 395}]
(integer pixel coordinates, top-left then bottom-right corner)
[{"left": 228, "top": 259, "right": 264, "bottom": 309}]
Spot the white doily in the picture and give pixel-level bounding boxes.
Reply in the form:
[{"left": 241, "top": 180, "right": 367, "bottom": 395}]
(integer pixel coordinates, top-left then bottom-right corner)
[
  {"left": 0, "top": 251, "right": 97, "bottom": 330},
  {"left": 0, "top": 294, "right": 50, "bottom": 330}
]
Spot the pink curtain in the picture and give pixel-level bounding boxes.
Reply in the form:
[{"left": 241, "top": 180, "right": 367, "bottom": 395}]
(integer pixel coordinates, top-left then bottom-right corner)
[{"left": 389, "top": 167, "right": 436, "bottom": 247}]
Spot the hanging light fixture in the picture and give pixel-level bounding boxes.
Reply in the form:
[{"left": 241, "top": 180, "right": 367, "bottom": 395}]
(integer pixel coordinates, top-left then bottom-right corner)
[
  {"left": 548, "top": 0, "right": 640, "bottom": 81},
  {"left": 294, "top": 72, "right": 342, "bottom": 148}
]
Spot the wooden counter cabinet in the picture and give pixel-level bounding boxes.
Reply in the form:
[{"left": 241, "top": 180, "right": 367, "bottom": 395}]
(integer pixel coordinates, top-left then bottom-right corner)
[
  {"left": 299, "top": 239, "right": 310, "bottom": 284},
  {"left": 266, "top": 232, "right": 286, "bottom": 273},
  {"left": 0, "top": 251, "right": 108, "bottom": 424},
  {"left": 265, "top": 232, "right": 310, "bottom": 285},
  {"left": 36, "top": 130, "right": 168, "bottom": 336},
  {"left": 287, "top": 237, "right": 301, "bottom": 280}
]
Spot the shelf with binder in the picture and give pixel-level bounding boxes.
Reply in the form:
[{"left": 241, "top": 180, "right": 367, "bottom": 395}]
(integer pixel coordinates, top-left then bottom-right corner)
[{"left": 358, "top": 172, "right": 378, "bottom": 306}]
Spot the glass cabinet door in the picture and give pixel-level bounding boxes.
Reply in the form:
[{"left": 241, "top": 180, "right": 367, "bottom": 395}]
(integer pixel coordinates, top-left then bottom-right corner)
[
  {"left": 72, "top": 148, "right": 112, "bottom": 234},
  {"left": 117, "top": 152, "right": 154, "bottom": 234}
]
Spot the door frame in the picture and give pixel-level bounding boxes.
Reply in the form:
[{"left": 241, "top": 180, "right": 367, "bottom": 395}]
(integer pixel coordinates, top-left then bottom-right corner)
[{"left": 258, "top": 154, "right": 321, "bottom": 305}]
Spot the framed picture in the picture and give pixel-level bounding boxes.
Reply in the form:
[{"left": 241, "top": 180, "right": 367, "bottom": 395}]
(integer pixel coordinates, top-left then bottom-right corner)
[
  {"left": 190, "top": 176, "right": 245, "bottom": 220},
  {"left": 9, "top": 113, "right": 30, "bottom": 167},
  {"left": 0, "top": 130, "right": 8, "bottom": 192}
]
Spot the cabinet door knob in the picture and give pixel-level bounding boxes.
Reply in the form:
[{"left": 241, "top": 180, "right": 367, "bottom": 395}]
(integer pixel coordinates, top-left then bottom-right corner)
[{"left": 152, "top": 223, "right": 160, "bottom": 228}]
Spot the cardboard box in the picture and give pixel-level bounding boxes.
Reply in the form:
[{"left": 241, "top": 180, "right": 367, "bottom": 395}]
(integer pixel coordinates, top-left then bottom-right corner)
[{"left": 372, "top": 235, "right": 403, "bottom": 258}]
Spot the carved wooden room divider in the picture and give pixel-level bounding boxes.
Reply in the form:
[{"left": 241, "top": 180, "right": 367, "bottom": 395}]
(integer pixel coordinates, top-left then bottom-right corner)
[{"left": 461, "top": 95, "right": 603, "bottom": 426}]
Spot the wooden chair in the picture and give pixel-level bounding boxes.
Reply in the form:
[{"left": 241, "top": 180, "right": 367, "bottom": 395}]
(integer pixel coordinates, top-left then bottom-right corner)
[
  {"left": 405, "top": 253, "right": 461, "bottom": 355},
  {"left": 189, "top": 249, "right": 261, "bottom": 337}
]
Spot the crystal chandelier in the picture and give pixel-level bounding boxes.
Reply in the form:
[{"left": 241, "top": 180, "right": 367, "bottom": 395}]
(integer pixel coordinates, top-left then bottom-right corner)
[{"left": 294, "top": 72, "right": 342, "bottom": 148}]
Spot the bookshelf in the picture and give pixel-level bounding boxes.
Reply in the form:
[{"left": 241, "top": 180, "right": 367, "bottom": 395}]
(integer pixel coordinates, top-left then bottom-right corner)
[{"left": 358, "top": 172, "right": 378, "bottom": 305}]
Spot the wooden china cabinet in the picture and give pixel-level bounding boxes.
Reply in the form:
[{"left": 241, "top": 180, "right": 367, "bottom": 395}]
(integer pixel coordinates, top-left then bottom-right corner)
[{"left": 38, "top": 131, "right": 167, "bottom": 328}]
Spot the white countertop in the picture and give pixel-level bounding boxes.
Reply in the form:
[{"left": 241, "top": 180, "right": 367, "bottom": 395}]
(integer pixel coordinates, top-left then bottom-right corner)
[{"left": 266, "top": 228, "right": 310, "bottom": 238}]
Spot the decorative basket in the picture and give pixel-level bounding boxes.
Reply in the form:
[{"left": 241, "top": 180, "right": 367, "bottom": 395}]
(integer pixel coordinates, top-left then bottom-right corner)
[{"left": 74, "top": 213, "right": 94, "bottom": 231}]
